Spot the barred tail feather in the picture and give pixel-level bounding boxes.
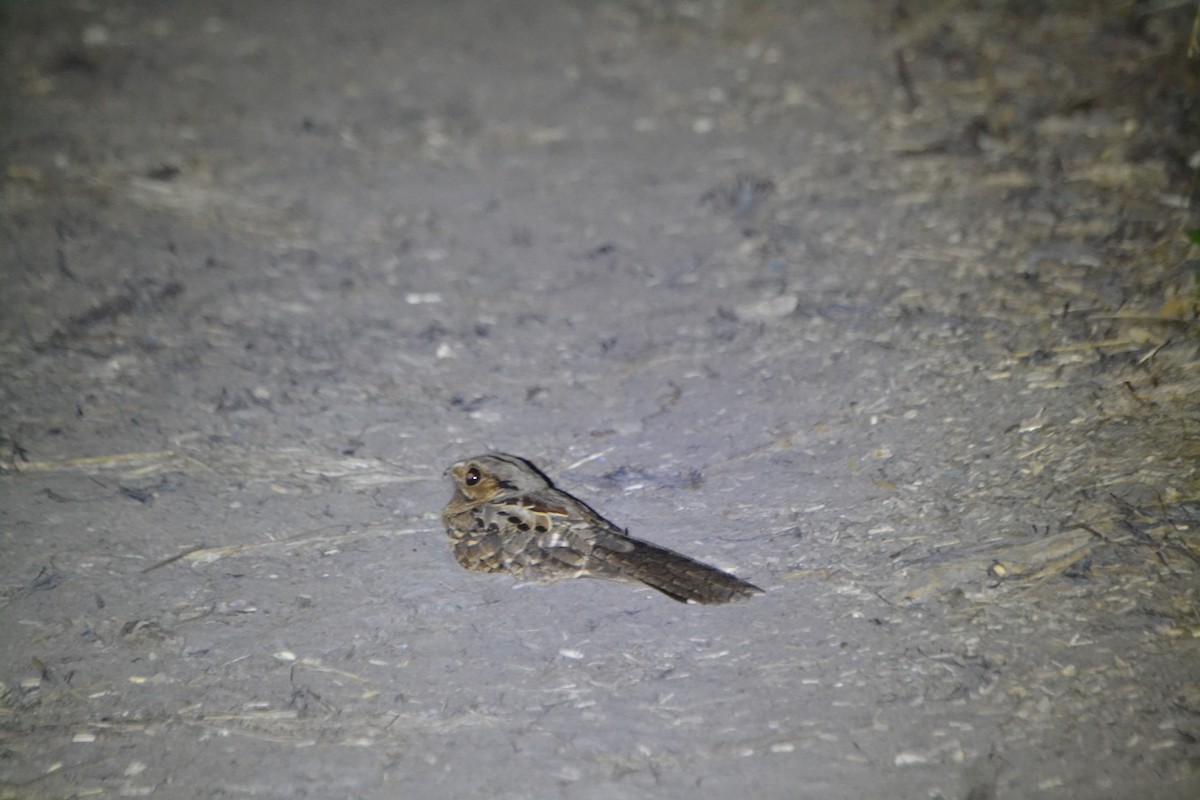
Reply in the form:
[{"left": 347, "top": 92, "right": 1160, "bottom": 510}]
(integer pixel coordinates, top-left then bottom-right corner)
[{"left": 592, "top": 538, "right": 762, "bottom": 604}]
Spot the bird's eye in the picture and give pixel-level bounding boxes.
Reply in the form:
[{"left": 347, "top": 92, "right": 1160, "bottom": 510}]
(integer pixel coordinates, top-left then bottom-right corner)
[{"left": 464, "top": 467, "right": 481, "bottom": 486}]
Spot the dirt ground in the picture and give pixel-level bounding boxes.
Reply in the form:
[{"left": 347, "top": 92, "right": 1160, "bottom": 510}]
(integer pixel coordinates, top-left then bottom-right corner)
[{"left": 2, "top": 1, "right": 1199, "bottom": 798}]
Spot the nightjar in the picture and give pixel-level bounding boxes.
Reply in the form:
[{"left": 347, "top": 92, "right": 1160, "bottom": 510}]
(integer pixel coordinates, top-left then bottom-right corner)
[{"left": 442, "top": 453, "right": 762, "bottom": 604}]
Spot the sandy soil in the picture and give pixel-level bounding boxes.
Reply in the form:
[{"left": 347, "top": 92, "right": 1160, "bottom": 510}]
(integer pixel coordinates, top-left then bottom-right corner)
[{"left": 2, "top": 1, "right": 1199, "bottom": 798}]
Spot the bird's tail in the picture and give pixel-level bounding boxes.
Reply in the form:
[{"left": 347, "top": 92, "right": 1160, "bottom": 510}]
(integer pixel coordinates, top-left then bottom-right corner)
[{"left": 591, "top": 537, "right": 762, "bottom": 604}]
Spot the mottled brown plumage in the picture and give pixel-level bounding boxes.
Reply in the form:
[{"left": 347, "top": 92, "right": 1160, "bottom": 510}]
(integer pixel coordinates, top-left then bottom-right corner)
[{"left": 442, "top": 453, "right": 761, "bottom": 604}]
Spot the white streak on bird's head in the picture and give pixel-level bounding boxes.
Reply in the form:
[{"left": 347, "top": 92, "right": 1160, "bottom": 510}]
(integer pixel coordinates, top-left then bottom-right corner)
[{"left": 446, "top": 453, "right": 552, "bottom": 503}]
